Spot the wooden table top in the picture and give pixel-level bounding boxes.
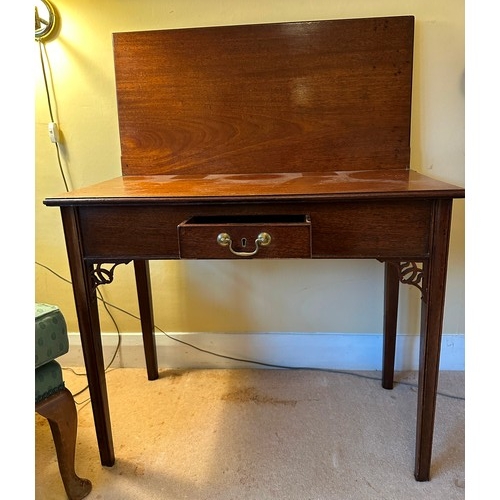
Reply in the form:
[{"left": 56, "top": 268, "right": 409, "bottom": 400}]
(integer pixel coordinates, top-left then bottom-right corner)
[{"left": 44, "top": 169, "right": 465, "bottom": 206}]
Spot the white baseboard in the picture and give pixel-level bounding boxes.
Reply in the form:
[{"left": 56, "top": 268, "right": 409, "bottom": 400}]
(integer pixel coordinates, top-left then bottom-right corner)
[{"left": 60, "top": 332, "right": 464, "bottom": 371}]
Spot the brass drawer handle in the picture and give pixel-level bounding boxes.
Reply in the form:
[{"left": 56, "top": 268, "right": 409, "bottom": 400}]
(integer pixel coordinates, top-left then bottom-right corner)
[{"left": 217, "top": 232, "right": 271, "bottom": 257}]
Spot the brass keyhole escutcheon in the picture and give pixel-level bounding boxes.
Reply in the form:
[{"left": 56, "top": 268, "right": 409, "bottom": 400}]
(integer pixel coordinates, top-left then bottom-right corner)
[{"left": 217, "top": 232, "right": 271, "bottom": 257}]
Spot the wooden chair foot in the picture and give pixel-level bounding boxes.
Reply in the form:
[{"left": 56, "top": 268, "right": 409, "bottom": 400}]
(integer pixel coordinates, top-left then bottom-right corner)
[
  {"left": 36, "top": 388, "right": 92, "bottom": 500},
  {"left": 62, "top": 476, "right": 93, "bottom": 500}
]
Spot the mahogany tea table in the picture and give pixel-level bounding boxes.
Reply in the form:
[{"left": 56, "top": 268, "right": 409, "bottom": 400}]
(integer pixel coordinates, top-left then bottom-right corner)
[{"left": 44, "top": 16, "right": 465, "bottom": 481}]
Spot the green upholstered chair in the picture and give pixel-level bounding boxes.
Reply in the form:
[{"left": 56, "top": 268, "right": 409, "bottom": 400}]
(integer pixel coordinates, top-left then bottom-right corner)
[{"left": 35, "top": 303, "right": 92, "bottom": 500}]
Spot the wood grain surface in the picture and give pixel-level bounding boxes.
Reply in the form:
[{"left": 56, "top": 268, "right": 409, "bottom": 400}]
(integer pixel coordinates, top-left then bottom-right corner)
[{"left": 113, "top": 17, "right": 414, "bottom": 176}]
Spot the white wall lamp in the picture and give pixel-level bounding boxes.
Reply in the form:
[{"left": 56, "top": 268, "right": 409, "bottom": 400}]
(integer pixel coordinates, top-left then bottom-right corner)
[{"left": 35, "top": 0, "right": 59, "bottom": 42}]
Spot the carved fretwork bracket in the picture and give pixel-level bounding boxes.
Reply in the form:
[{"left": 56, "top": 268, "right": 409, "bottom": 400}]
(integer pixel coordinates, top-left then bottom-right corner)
[
  {"left": 90, "top": 261, "right": 131, "bottom": 291},
  {"left": 381, "top": 260, "right": 425, "bottom": 294},
  {"left": 396, "top": 261, "right": 424, "bottom": 293}
]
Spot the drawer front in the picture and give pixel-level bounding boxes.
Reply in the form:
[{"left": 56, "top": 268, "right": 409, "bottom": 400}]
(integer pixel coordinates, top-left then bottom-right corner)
[{"left": 178, "top": 215, "right": 312, "bottom": 259}]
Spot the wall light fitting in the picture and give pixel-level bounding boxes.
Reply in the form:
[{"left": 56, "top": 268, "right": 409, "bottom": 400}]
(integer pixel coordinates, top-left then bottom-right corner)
[{"left": 35, "top": 0, "right": 58, "bottom": 42}]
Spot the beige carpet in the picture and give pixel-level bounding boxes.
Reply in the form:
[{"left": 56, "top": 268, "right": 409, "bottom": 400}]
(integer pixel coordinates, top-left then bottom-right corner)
[{"left": 35, "top": 368, "right": 464, "bottom": 499}]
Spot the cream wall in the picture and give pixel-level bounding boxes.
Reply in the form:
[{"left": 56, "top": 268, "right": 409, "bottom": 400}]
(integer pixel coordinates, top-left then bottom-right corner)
[{"left": 35, "top": 1, "right": 465, "bottom": 361}]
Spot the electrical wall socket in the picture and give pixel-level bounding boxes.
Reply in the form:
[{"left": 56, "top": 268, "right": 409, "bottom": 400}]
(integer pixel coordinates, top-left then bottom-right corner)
[{"left": 48, "top": 122, "right": 59, "bottom": 143}]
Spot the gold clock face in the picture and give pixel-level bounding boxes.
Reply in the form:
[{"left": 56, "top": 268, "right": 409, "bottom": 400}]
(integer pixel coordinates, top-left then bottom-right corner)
[{"left": 35, "top": 0, "right": 57, "bottom": 41}]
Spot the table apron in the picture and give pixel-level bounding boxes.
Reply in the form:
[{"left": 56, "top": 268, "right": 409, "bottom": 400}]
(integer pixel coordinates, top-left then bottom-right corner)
[{"left": 76, "top": 199, "right": 433, "bottom": 260}]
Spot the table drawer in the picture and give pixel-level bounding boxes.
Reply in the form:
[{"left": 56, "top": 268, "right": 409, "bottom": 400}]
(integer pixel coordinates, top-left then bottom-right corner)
[{"left": 178, "top": 215, "right": 312, "bottom": 259}]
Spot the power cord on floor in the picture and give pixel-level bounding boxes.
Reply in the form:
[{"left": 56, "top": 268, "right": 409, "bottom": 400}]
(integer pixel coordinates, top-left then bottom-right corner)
[
  {"left": 69, "top": 289, "right": 121, "bottom": 407},
  {"left": 35, "top": 261, "right": 465, "bottom": 402}
]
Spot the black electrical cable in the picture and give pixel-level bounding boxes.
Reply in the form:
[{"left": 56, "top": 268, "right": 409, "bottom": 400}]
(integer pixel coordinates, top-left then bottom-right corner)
[
  {"left": 35, "top": 261, "right": 465, "bottom": 402},
  {"left": 37, "top": 41, "right": 54, "bottom": 122},
  {"left": 37, "top": 40, "right": 70, "bottom": 192}
]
